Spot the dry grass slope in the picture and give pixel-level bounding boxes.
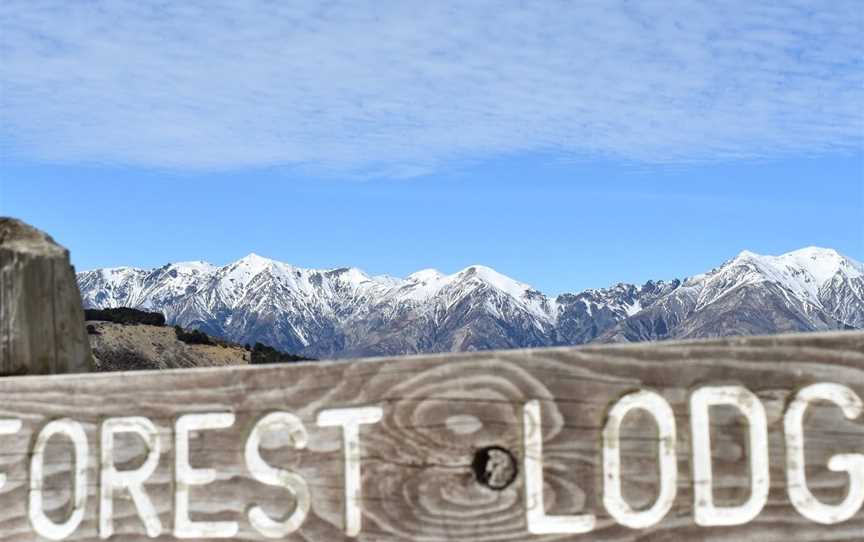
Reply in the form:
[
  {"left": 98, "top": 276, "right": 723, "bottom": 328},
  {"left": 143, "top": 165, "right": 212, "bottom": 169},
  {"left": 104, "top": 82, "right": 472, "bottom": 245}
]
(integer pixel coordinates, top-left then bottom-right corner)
[{"left": 87, "top": 320, "right": 250, "bottom": 371}]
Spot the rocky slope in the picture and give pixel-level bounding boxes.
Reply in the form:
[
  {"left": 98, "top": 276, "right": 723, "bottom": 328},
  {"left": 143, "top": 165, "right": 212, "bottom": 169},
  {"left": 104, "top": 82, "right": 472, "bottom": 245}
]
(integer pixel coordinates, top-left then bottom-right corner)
[{"left": 78, "top": 247, "right": 864, "bottom": 358}]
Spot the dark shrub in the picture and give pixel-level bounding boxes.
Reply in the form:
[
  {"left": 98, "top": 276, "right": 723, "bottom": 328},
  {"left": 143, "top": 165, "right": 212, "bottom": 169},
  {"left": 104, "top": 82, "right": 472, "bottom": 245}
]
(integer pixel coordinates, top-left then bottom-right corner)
[
  {"left": 86, "top": 324, "right": 100, "bottom": 335},
  {"left": 84, "top": 307, "right": 166, "bottom": 326},
  {"left": 174, "top": 325, "right": 212, "bottom": 345},
  {"left": 250, "top": 342, "right": 311, "bottom": 365}
]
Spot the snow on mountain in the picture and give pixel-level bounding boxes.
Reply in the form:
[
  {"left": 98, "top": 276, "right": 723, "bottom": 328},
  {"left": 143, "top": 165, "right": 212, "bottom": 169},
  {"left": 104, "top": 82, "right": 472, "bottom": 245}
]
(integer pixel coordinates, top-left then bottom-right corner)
[
  {"left": 78, "top": 247, "right": 864, "bottom": 357},
  {"left": 399, "top": 265, "right": 537, "bottom": 299},
  {"left": 78, "top": 266, "right": 149, "bottom": 309},
  {"left": 687, "top": 247, "right": 864, "bottom": 331},
  {"left": 698, "top": 247, "right": 861, "bottom": 309},
  {"left": 597, "top": 247, "right": 863, "bottom": 343}
]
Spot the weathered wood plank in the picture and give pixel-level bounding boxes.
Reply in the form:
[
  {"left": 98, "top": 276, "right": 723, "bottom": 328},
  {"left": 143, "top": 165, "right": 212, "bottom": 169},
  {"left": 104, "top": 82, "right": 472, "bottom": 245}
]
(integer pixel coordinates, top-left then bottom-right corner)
[
  {"left": 0, "top": 218, "right": 92, "bottom": 376},
  {"left": 0, "top": 331, "right": 861, "bottom": 540}
]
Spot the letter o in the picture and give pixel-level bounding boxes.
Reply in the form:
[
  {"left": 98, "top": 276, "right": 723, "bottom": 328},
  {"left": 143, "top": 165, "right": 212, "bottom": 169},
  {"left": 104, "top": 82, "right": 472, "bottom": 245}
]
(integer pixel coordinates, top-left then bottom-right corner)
[{"left": 603, "top": 390, "right": 677, "bottom": 528}]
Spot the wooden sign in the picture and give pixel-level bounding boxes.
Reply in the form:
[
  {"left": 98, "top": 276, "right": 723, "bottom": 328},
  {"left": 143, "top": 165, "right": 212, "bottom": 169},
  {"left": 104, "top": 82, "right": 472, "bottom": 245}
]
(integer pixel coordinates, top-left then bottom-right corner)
[{"left": 0, "top": 331, "right": 861, "bottom": 541}]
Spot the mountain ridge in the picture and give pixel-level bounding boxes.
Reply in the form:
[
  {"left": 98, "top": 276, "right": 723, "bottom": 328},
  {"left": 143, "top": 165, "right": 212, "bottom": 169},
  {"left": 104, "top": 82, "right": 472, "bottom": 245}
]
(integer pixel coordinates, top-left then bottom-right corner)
[{"left": 77, "top": 246, "right": 864, "bottom": 358}]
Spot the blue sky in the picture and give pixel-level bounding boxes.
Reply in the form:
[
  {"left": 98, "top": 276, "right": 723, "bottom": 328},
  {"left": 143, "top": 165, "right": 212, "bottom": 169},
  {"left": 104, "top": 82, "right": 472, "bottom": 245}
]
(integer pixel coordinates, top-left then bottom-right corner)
[{"left": 1, "top": 1, "right": 862, "bottom": 293}]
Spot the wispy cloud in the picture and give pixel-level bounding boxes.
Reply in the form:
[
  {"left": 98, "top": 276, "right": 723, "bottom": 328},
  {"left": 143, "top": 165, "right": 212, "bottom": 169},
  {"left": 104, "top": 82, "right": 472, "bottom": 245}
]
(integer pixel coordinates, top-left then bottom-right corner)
[{"left": 1, "top": 1, "right": 861, "bottom": 175}]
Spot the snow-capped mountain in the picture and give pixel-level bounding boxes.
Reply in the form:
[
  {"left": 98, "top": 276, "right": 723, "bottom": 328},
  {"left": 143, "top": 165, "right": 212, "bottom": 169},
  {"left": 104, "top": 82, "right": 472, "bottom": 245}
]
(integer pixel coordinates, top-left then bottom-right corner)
[
  {"left": 598, "top": 247, "right": 864, "bottom": 343},
  {"left": 77, "top": 247, "right": 864, "bottom": 358}
]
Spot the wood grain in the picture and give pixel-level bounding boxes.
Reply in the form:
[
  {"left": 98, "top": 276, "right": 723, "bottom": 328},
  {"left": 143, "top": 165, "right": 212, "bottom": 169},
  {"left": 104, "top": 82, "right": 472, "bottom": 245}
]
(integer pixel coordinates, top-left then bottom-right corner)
[
  {"left": 0, "top": 218, "right": 92, "bottom": 376},
  {"left": 0, "top": 331, "right": 862, "bottom": 541}
]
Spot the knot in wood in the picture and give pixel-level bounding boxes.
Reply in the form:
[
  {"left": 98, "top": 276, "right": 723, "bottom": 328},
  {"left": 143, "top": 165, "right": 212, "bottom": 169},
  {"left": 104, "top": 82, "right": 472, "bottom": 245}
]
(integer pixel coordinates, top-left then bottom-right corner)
[{"left": 472, "top": 446, "right": 518, "bottom": 490}]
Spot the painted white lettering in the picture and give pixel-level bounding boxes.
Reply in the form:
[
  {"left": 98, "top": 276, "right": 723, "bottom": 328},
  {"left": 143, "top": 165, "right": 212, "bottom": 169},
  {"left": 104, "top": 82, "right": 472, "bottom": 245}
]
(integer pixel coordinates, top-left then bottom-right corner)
[
  {"left": 317, "top": 406, "right": 383, "bottom": 537},
  {"left": 100, "top": 417, "right": 163, "bottom": 538},
  {"left": 0, "top": 419, "right": 21, "bottom": 491},
  {"left": 603, "top": 391, "right": 677, "bottom": 528},
  {"left": 174, "top": 413, "right": 238, "bottom": 538},
  {"left": 245, "top": 412, "right": 311, "bottom": 538},
  {"left": 690, "top": 386, "right": 769, "bottom": 526},
  {"left": 522, "top": 400, "right": 596, "bottom": 534},
  {"left": 785, "top": 383, "right": 864, "bottom": 524},
  {"left": 29, "top": 419, "right": 88, "bottom": 541}
]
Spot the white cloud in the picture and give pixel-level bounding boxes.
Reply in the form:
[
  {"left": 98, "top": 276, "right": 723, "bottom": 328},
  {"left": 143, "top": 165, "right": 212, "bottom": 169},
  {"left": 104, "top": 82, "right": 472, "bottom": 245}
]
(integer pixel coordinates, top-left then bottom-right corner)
[{"left": 1, "top": 0, "right": 861, "bottom": 175}]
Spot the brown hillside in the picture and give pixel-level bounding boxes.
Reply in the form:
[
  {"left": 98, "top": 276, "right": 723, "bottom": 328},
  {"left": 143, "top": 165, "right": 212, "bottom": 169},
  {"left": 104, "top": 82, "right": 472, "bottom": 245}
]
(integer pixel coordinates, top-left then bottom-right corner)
[{"left": 87, "top": 320, "right": 250, "bottom": 371}]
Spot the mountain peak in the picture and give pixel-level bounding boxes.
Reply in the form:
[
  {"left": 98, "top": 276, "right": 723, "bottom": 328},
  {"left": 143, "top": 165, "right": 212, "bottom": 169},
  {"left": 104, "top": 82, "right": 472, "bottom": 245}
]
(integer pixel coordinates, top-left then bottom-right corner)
[
  {"left": 407, "top": 268, "right": 445, "bottom": 283},
  {"left": 237, "top": 252, "right": 273, "bottom": 265},
  {"left": 168, "top": 260, "right": 218, "bottom": 274},
  {"left": 776, "top": 246, "right": 862, "bottom": 284},
  {"left": 703, "top": 246, "right": 863, "bottom": 312},
  {"left": 784, "top": 246, "right": 841, "bottom": 258},
  {"left": 733, "top": 249, "right": 760, "bottom": 261},
  {"left": 457, "top": 265, "right": 535, "bottom": 298},
  {"left": 730, "top": 247, "right": 861, "bottom": 283},
  {"left": 325, "top": 266, "right": 373, "bottom": 287},
  {"left": 216, "top": 253, "right": 282, "bottom": 290},
  {"left": 231, "top": 252, "right": 280, "bottom": 273}
]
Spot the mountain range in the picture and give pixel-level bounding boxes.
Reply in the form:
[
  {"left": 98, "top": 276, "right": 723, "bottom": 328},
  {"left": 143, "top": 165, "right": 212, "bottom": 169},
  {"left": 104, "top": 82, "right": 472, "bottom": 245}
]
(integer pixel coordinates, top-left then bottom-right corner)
[{"left": 77, "top": 247, "right": 864, "bottom": 358}]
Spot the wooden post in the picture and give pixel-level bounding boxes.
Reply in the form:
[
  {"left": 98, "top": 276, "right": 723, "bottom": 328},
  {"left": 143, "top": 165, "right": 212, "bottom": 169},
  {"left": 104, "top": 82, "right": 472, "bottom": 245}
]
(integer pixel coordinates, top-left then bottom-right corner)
[{"left": 0, "top": 217, "right": 93, "bottom": 375}]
